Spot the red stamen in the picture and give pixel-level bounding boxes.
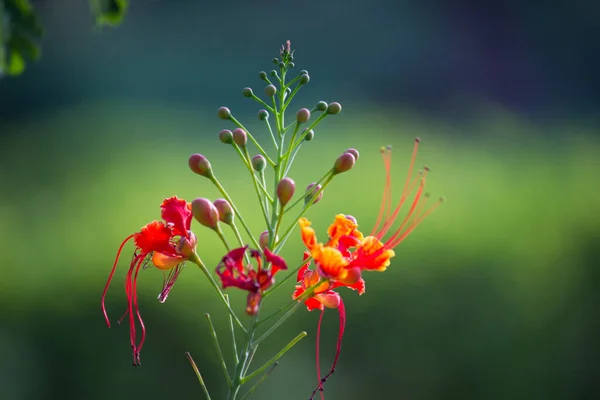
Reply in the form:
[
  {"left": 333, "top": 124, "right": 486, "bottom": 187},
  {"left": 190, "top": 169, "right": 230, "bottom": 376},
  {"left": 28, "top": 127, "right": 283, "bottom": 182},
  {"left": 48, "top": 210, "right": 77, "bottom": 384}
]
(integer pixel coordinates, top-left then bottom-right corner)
[
  {"left": 158, "top": 264, "right": 183, "bottom": 303},
  {"left": 387, "top": 197, "right": 444, "bottom": 248},
  {"left": 132, "top": 257, "right": 146, "bottom": 366},
  {"left": 101, "top": 234, "right": 135, "bottom": 328},
  {"left": 310, "top": 299, "right": 346, "bottom": 400},
  {"left": 375, "top": 139, "right": 421, "bottom": 239},
  {"left": 384, "top": 177, "right": 425, "bottom": 247}
]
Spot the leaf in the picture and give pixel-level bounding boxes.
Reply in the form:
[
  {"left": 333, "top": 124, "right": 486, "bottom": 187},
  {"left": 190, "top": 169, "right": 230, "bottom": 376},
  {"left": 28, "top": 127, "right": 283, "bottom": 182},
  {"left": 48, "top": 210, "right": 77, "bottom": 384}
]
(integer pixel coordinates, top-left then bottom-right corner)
[
  {"left": 90, "top": 0, "right": 129, "bottom": 27},
  {"left": 0, "top": 0, "right": 43, "bottom": 77}
]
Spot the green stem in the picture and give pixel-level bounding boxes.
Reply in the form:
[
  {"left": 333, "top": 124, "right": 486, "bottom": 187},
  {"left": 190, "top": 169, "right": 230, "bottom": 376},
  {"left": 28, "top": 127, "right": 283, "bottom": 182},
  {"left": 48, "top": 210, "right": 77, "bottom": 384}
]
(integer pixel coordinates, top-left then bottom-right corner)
[
  {"left": 264, "top": 118, "right": 279, "bottom": 152},
  {"left": 209, "top": 175, "right": 261, "bottom": 250},
  {"left": 242, "top": 332, "right": 307, "bottom": 383},
  {"left": 230, "top": 116, "right": 275, "bottom": 166},
  {"left": 215, "top": 226, "right": 231, "bottom": 251},
  {"left": 249, "top": 93, "right": 274, "bottom": 113},
  {"left": 186, "top": 352, "right": 212, "bottom": 400},
  {"left": 225, "top": 294, "right": 240, "bottom": 365},
  {"left": 205, "top": 313, "right": 233, "bottom": 388},
  {"left": 273, "top": 175, "right": 334, "bottom": 253},
  {"left": 190, "top": 252, "right": 247, "bottom": 333},
  {"left": 239, "top": 362, "right": 279, "bottom": 400},
  {"left": 262, "top": 255, "right": 312, "bottom": 300},
  {"left": 253, "top": 278, "right": 327, "bottom": 346},
  {"left": 229, "top": 222, "right": 246, "bottom": 249}
]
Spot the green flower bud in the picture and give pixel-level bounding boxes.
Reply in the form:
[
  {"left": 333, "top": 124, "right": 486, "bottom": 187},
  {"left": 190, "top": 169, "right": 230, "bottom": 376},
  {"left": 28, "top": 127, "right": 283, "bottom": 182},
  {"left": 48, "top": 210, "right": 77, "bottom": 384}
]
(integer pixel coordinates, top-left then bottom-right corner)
[
  {"left": 265, "top": 85, "right": 277, "bottom": 97},
  {"left": 300, "top": 69, "right": 308, "bottom": 75},
  {"left": 258, "top": 109, "right": 269, "bottom": 121},
  {"left": 217, "top": 106, "right": 231, "bottom": 120},
  {"left": 304, "top": 183, "right": 323, "bottom": 205},
  {"left": 316, "top": 101, "right": 328, "bottom": 112},
  {"left": 272, "top": 58, "right": 279, "bottom": 65},
  {"left": 213, "top": 198, "right": 234, "bottom": 225},
  {"left": 326, "top": 102, "right": 342, "bottom": 115},
  {"left": 299, "top": 74, "right": 310, "bottom": 85},
  {"left": 252, "top": 155, "right": 266, "bottom": 172},
  {"left": 269, "top": 70, "right": 277, "bottom": 77},
  {"left": 232, "top": 128, "right": 247, "bottom": 147},
  {"left": 296, "top": 108, "right": 311, "bottom": 123},
  {"left": 303, "top": 128, "right": 314, "bottom": 141},
  {"left": 258, "top": 71, "right": 267, "bottom": 81},
  {"left": 278, "top": 62, "right": 285, "bottom": 69},
  {"left": 219, "top": 129, "right": 233, "bottom": 144},
  {"left": 288, "top": 62, "right": 295, "bottom": 68},
  {"left": 192, "top": 198, "right": 220, "bottom": 230},
  {"left": 188, "top": 153, "right": 213, "bottom": 178},
  {"left": 333, "top": 152, "right": 355, "bottom": 175},
  {"left": 344, "top": 148, "right": 359, "bottom": 161},
  {"left": 242, "top": 87, "right": 253, "bottom": 97},
  {"left": 177, "top": 232, "right": 197, "bottom": 258},
  {"left": 276, "top": 177, "right": 295, "bottom": 206}
]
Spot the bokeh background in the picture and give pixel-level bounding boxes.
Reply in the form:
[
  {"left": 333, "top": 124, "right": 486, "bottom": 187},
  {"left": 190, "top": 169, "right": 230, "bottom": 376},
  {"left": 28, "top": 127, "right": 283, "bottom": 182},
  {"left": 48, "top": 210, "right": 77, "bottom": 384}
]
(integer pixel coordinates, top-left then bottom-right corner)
[{"left": 1, "top": 0, "right": 599, "bottom": 399}]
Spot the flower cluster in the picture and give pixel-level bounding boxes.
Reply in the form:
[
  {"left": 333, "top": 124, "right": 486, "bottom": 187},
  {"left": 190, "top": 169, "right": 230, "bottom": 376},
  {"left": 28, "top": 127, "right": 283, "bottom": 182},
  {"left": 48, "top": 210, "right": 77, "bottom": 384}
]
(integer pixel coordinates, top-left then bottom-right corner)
[{"left": 101, "top": 41, "right": 443, "bottom": 399}]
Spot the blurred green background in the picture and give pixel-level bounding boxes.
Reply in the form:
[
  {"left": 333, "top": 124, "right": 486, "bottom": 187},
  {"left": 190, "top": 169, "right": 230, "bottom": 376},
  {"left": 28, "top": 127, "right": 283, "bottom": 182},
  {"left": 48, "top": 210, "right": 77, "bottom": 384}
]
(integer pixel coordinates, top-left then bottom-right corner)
[{"left": 1, "top": 1, "right": 599, "bottom": 399}]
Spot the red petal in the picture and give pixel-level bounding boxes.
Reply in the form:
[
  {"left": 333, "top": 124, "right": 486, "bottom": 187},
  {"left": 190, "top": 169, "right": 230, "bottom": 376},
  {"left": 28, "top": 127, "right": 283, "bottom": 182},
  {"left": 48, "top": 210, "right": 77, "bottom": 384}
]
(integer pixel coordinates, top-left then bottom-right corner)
[
  {"left": 264, "top": 248, "right": 288, "bottom": 276},
  {"left": 160, "top": 196, "right": 192, "bottom": 237},
  {"left": 297, "top": 264, "right": 310, "bottom": 282},
  {"left": 134, "top": 221, "right": 176, "bottom": 255},
  {"left": 305, "top": 297, "right": 324, "bottom": 311}
]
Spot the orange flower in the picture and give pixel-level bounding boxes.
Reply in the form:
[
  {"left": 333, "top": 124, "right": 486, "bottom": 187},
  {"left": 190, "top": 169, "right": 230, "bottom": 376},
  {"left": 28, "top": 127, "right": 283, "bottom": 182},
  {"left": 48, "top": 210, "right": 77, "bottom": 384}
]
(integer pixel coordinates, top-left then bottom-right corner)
[{"left": 299, "top": 138, "right": 442, "bottom": 284}]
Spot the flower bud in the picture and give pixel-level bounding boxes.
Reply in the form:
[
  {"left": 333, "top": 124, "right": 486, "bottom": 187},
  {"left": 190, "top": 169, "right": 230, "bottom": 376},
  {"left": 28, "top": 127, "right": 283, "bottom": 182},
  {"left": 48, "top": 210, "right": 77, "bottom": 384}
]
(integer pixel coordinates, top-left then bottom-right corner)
[
  {"left": 252, "top": 155, "right": 266, "bottom": 172},
  {"left": 217, "top": 106, "right": 231, "bottom": 120},
  {"left": 304, "top": 183, "right": 323, "bottom": 205},
  {"left": 259, "top": 230, "right": 269, "bottom": 249},
  {"left": 344, "top": 148, "right": 360, "bottom": 161},
  {"left": 176, "top": 232, "right": 198, "bottom": 258},
  {"left": 192, "top": 198, "right": 220, "bottom": 230},
  {"left": 333, "top": 152, "right": 356, "bottom": 175},
  {"left": 316, "top": 101, "right": 328, "bottom": 112},
  {"left": 296, "top": 108, "right": 311, "bottom": 124},
  {"left": 285, "top": 87, "right": 291, "bottom": 96},
  {"left": 269, "top": 70, "right": 277, "bottom": 77},
  {"left": 213, "top": 198, "right": 234, "bottom": 225},
  {"left": 265, "top": 85, "right": 277, "bottom": 97},
  {"left": 232, "top": 128, "right": 247, "bottom": 147},
  {"left": 272, "top": 58, "right": 279, "bottom": 65},
  {"left": 288, "top": 62, "right": 295, "bottom": 68},
  {"left": 278, "top": 62, "right": 285, "bottom": 69},
  {"left": 300, "top": 69, "right": 308, "bottom": 75},
  {"left": 242, "top": 87, "right": 253, "bottom": 97},
  {"left": 326, "top": 102, "right": 342, "bottom": 115},
  {"left": 299, "top": 74, "right": 310, "bottom": 85},
  {"left": 276, "top": 177, "right": 295, "bottom": 206},
  {"left": 303, "top": 128, "right": 314, "bottom": 141},
  {"left": 188, "top": 153, "right": 213, "bottom": 178},
  {"left": 258, "top": 71, "right": 267, "bottom": 81},
  {"left": 258, "top": 109, "right": 269, "bottom": 121},
  {"left": 219, "top": 129, "right": 233, "bottom": 144}
]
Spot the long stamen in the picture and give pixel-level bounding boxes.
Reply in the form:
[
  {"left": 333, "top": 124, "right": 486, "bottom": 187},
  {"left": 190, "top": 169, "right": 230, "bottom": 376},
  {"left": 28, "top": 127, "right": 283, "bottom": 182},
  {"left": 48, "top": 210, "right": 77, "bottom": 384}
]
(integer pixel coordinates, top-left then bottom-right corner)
[
  {"left": 158, "top": 264, "right": 184, "bottom": 303},
  {"left": 387, "top": 197, "right": 444, "bottom": 248},
  {"left": 127, "top": 256, "right": 144, "bottom": 365},
  {"left": 384, "top": 176, "right": 425, "bottom": 247},
  {"left": 371, "top": 146, "right": 393, "bottom": 236},
  {"left": 375, "top": 138, "right": 420, "bottom": 239},
  {"left": 101, "top": 234, "right": 135, "bottom": 328},
  {"left": 310, "top": 299, "right": 346, "bottom": 399},
  {"left": 132, "top": 258, "right": 146, "bottom": 366},
  {"left": 315, "top": 309, "right": 325, "bottom": 400}
]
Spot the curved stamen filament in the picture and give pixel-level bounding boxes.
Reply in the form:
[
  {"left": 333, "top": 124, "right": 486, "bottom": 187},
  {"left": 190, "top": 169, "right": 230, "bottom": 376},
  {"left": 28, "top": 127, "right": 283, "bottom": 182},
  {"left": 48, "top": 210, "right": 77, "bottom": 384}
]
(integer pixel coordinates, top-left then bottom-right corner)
[{"left": 101, "top": 234, "right": 135, "bottom": 328}]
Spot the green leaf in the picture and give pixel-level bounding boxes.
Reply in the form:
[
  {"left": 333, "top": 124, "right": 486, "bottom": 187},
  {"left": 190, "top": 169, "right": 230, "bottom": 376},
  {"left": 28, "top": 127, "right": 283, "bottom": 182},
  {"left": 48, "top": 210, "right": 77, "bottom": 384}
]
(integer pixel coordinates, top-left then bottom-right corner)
[
  {"left": 0, "top": 0, "right": 43, "bottom": 77},
  {"left": 90, "top": 0, "right": 129, "bottom": 27}
]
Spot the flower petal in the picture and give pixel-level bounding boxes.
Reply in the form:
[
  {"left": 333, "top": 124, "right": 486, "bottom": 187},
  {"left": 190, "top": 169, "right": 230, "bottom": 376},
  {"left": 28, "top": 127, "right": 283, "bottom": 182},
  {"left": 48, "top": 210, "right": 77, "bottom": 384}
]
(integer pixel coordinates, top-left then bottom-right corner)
[
  {"left": 161, "top": 196, "right": 192, "bottom": 237},
  {"left": 299, "top": 218, "right": 317, "bottom": 250},
  {"left": 134, "top": 221, "right": 176, "bottom": 255},
  {"left": 152, "top": 252, "right": 185, "bottom": 270}
]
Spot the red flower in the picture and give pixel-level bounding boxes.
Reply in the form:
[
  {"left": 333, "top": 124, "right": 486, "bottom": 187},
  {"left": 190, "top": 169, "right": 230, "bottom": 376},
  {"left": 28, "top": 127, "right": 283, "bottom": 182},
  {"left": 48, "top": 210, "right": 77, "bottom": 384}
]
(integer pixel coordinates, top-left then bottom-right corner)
[
  {"left": 216, "top": 246, "right": 287, "bottom": 315},
  {"left": 101, "top": 196, "right": 196, "bottom": 366}
]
